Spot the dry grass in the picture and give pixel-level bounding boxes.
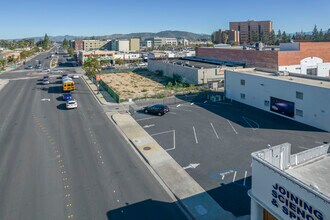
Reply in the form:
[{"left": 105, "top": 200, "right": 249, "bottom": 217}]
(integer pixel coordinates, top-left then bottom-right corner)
[{"left": 100, "top": 72, "right": 172, "bottom": 100}]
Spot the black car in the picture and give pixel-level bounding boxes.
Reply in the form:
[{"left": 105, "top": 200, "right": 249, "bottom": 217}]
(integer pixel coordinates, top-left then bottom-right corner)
[{"left": 143, "top": 104, "right": 169, "bottom": 116}]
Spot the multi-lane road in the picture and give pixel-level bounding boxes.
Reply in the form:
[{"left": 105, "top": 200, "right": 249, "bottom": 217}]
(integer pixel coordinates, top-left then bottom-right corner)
[{"left": 0, "top": 50, "right": 186, "bottom": 219}]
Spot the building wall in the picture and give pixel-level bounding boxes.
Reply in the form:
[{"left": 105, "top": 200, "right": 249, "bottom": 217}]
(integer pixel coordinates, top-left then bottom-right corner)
[
  {"left": 112, "top": 40, "right": 130, "bottom": 52},
  {"left": 83, "top": 40, "right": 107, "bottom": 51},
  {"left": 197, "top": 47, "right": 278, "bottom": 69},
  {"left": 278, "top": 42, "right": 330, "bottom": 66},
  {"left": 250, "top": 153, "right": 329, "bottom": 220},
  {"left": 225, "top": 70, "right": 330, "bottom": 131},
  {"left": 129, "top": 38, "right": 140, "bottom": 51},
  {"left": 148, "top": 60, "right": 199, "bottom": 84},
  {"left": 73, "top": 40, "right": 83, "bottom": 51}
]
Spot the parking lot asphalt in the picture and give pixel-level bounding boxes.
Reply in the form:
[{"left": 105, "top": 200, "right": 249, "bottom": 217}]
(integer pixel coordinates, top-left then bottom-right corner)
[{"left": 132, "top": 100, "right": 330, "bottom": 217}]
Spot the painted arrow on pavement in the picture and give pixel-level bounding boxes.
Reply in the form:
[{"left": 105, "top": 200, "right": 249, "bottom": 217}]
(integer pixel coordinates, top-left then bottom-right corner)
[{"left": 183, "top": 163, "right": 200, "bottom": 170}]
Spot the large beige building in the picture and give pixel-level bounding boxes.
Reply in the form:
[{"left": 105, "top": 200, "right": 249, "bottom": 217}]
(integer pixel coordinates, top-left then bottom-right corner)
[
  {"left": 78, "top": 50, "right": 115, "bottom": 63},
  {"left": 230, "top": 20, "right": 272, "bottom": 43},
  {"left": 129, "top": 38, "right": 140, "bottom": 51},
  {"left": 213, "top": 29, "right": 240, "bottom": 45},
  {"left": 82, "top": 40, "right": 108, "bottom": 51}
]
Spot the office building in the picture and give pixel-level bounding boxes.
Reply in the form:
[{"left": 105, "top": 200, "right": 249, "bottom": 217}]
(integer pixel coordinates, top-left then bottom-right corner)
[
  {"left": 72, "top": 40, "right": 83, "bottom": 51},
  {"left": 111, "top": 39, "right": 130, "bottom": 52},
  {"left": 230, "top": 20, "right": 272, "bottom": 43},
  {"left": 250, "top": 143, "right": 329, "bottom": 220},
  {"left": 129, "top": 38, "right": 140, "bottom": 51},
  {"left": 82, "top": 40, "right": 108, "bottom": 51},
  {"left": 213, "top": 29, "right": 240, "bottom": 45},
  {"left": 78, "top": 50, "right": 115, "bottom": 64}
]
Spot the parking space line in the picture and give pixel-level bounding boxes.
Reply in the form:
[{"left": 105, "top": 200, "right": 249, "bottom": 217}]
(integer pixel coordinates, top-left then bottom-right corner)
[
  {"left": 227, "top": 120, "right": 238, "bottom": 134},
  {"left": 298, "top": 146, "right": 309, "bottom": 150},
  {"left": 232, "top": 171, "right": 237, "bottom": 182},
  {"left": 210, "top": 122, "right": 220, "bottom": 139},
  {"left": 171, "top": 107, "right": 192, "bottom": 112},
  {"left": 242, "top": 116, "right": 259, "bottom": 131},
  {"left": 136, "top": 117, "right": 156, "bottom": 121},
  {"left": 193, "top": 126, "right": 198, "bottom": 144},
  {"left": 243, "top": 171, "right": 247, "bottom": 186},
  {"left": 151, "top": 130, "right": 176, "bottom": 151}
]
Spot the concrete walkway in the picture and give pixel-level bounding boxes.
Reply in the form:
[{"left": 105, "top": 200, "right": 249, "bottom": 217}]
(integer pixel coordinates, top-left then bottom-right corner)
[{"left": 111, "top": 113, "right": 236, "bottom": 220}]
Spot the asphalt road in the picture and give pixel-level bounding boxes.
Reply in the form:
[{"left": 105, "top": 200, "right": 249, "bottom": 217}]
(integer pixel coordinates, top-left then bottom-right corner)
[{"left": 0, "top": 55, "right": 186, "bottom": 219}]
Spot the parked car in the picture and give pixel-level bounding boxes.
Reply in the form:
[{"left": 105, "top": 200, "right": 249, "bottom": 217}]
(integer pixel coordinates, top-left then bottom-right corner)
[
  {"left": 42, "top": 79, "right": 50, "bottom": 85},
  {"left": 66, "top": 99, "right": 78, "bottom": 109},
  {"left": 62, "top": 93, "right": 72, "bottom": 101},
  {"left": 51, "top": 69, "right": 63, "bottom": 74},
  {"left": 25, "top": 65, "right": 33, "bottom": 69},
  {"left": 143, "top": 104, "right": 169, "bottom": 116}
]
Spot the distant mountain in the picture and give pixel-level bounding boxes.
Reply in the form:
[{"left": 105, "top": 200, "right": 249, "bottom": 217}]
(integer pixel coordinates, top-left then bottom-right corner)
[{"left": 28, "top": 31, "right": 210, "bottom": 42}]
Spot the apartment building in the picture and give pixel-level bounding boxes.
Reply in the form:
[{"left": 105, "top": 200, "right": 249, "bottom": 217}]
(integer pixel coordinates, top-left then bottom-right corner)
[
  {"left": 230, "top": 20, "right": 272, "bottom": 43},
  {"left": 82, "top": 40, "right": 108, "bottom": 51}
]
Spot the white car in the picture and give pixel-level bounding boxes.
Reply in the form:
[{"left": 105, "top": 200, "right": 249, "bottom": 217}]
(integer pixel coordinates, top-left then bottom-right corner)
[
  {"left": 72, "top": 75, "right": 79, "bottom": 79},
  {"left": 51, "top": 69, "right": 63, "bottom": 74},
  {"left": 66, "top": 99, "right": 78, "bottom": 109}
]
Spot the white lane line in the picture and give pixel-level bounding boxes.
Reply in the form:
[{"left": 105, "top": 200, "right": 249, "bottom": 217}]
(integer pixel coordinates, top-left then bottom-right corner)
[
  {"left": 193, "top": 126, "right": 198, "bottom": 144},
  {"left": 242, "top": 116, "right": 259, "bottom": 131},
  {"left": 210, "top": 122, "right": 220, "bottom": 139},
  {"left": 151, "top": 130, "right": 176, "bottom": 151},
  {"left": 227, "top": 120, "right": 238, "bottom": 134},
  {"left": 168, "top": 112, "right": 177, "bottom": 115},
  {"left": 136, "top": 117, "right": 156, "bottom": 121},
  {"left": 171, "top": 107, "right": 192, "bottom": 112},
  {"left": 166, "top": 130, "right": 176, "bottom": 151},
  {"left": 176, "top": 104, "right": 181, "bottom": 107},
  {"left": 232, "top": 171, "right": 237, "bottom": 182},
  {"left": 299, "top": 146, "right": 309, "bottom": 150},
  {"left": 243, "top": 171, "right": 247, "bottom": 186},
  {"left": 151, "top": 130, "right": 174, "bottom": 136},
  {"left": 143, "top": 124, "right": 155, "bottom": 128}
]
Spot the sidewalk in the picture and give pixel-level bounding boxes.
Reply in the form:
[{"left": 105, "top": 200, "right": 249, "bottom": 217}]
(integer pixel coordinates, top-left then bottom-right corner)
[{"left": 111, "top": 112, "right": 237, "bottom": 220}]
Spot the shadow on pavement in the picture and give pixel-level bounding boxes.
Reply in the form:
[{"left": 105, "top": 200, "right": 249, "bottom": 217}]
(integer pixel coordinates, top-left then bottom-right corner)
[
  {"left": 48, "top": 86, "right": 62, "bottom": 94},
  {"left": 56, "top": 103, "right": 67, "bottom": 110},
  {"left": 106, "top": 199, "right": 187, "bottom": 220}
]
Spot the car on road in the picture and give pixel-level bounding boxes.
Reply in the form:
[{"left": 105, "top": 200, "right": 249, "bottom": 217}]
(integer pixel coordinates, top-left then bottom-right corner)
[
  {"left": 25, "top": 65, "right": 33, "bottom": 69},
  {"left": 143, "top": 104, "right": 169, "bottom": 116},
  {"left": 61, "top": 73, "right": 68, "bottom": 78},
  {"left": 51, "top": 69, "right": 63, "bottom": 74},
  {"left": 71, "top": 74, "right": 79, "bottom": 79},
  {"left": 42, "top": 79, "right": 50, "bottom": 85},
  {"left": 66, "top": 99, "right": 78, "bottom": 109},
  {"left": 62, "top": 93, "right": 72, "bottom": 101}
]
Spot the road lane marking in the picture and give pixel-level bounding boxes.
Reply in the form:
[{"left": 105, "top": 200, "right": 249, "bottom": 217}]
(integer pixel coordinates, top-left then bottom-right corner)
[
  {"left": 151, "top": 130, "right": 176, "bottom": 151},
  {"left": 193, "top": 126, "right": 198, "bottom": 144},
  {"left": 299, "top": 146, "right": 309, "bottom": 150},
  {"left": 243, "top": 171, "right": 248, "bottom": 186},
  {"left": 210, "top": 122, "right": 220, "bottom": 139},
  {"left": 227, "top": 120, "right": 238, "bottom": 134},
  {"left": 136, "top": 117, "right": 157, "bottom": 121},
  {"left": 232, "top": 171, "right": 237, "bottom": 182},
  {"left": 183, "top": 163, "right": 200, "bottom": 170},
  {"left": 143, "top": 124, "right": 155, "bottom": 128}
]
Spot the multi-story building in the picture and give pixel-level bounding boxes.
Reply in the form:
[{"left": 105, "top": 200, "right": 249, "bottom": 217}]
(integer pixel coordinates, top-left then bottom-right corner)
[
  {"left": 78, "top": 50, "right": 115, "bottom": 64},
  {"left": 72, "top": 40, "right": 83, "bottom": 51},
  {"left": 82, "top": 40, "right": 108, "bottom": 51},
  {"left": 177, "top": 38, "right": 190, "bottom": 46},
  {"left": 230, "top": 20, "right": 272, "bottom": 43},
  {"left": 111, "top": 39, "right": 130, "bottom": 52},
  {"left": 141, "top": 40, "right": 153, "bottom": 48},
  {"left": 213, "top": 29, "right": 240, "bottom": 45},
  {"left": 152, "top": 37, "right": 178, "bottom": 48},
  {"left": 197, "top": 42, "right": 330, "bottom": 77},
  {"left": 129, "top": 38, "right": 140, "bottom": 51}
]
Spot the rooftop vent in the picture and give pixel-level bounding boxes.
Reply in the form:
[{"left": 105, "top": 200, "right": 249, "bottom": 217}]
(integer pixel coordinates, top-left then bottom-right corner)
[{"left": 310, "top": 183, "right": 320, "bottom": 191}]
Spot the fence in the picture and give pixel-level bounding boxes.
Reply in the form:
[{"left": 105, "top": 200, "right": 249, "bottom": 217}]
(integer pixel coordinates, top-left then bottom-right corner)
[{"left": 99, "top": 80, "right": 121, "bottom": 103}]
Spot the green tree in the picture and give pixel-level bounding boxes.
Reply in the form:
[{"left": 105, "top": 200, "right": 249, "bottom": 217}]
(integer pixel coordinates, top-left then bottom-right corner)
[
  {"left": 43, "top": 34, "right": 50, "bottom": 49},
  {"left": 68, "top": 47, "right": 75, "bottom": 57},
  {"left": 83, "top": 56, "right": 101, "bottom": 78},
  {"left": 312, "top": 25, "right": 319, "bottom": 41},
  {"left": 250, "top": 30, "right": 259, "bottom": 44},
  {"left": 318, "top": 29, "right": 324, "bottom": 42},
  {"left": 114, "top": 58, "right": 125, "bottom": 65},
  {"left": 260, "top": 32, "right": 269, "bottom": 44},
  {"left": 324, "top": 29, "right": 330, "bottom": 41},
  {"left": 269, "top": 30, "right": 276, "bottom": 45},
  {"left": 281, "top": 31, "right": 289, "bottom": 43},
  {"left": 62, "top": 38, "right": 69, "bottom": 50},
  {"left": 0, "top": 59, "right": 6, "bottom": 71}
]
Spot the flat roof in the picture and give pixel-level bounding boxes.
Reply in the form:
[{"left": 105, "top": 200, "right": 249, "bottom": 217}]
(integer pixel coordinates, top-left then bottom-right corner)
[
  {"left": 286, "top": 155, "right": 330, "bottom": 198},
  {"left": 230, "top": 68, "right": 330, "bottom": 89},
  {"left": 155, "top": 58, "right": 223, "bottom": 69}
]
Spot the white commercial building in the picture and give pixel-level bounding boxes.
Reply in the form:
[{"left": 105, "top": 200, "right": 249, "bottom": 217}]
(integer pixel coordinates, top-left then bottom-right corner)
[
  {"left": 225, "top": 68, "right": 330, "bottom": 131},
  {"left": 111, "top": 39, "right": 130, "bottom": 52},
  {"left": 250, "top": 143, "right": 330, "bottom": 220}
]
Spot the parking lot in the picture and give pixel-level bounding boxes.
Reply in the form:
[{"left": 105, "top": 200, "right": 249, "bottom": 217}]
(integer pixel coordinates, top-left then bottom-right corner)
[{"left": 132, "top": 100, "right": 330, "bottom": 216}]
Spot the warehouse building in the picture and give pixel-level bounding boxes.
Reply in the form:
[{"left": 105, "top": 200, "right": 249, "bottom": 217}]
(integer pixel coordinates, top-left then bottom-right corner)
[
  {"left": 148, "top": 57, "right": 242, "bottom": 86},
  {"left": 250, "top": 143, "right": 330, "bottom": 220},
  {"left": 225, "top": 68, "right": 330, "bottom": 131},
  {"left": 197, "top": 42, "right": 330, "bottom": 77}
]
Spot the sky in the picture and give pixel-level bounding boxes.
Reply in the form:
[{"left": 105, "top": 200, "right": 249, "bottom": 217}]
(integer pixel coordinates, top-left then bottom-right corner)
[{"left": 1, "top": 0, "right": 330, "bottom": 39}]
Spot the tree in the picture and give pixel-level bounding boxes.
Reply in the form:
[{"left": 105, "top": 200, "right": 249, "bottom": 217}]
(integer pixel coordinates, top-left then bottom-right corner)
[
  {"left": 0, "top": 59, "right": 6, "bottom": 71},
  {"left": 312, "top": 25, "right": 319, "bottom": 41},
  {"left": 324, "top": 29, "right": 330, "bottom": 41},
  {"left": 269, "top": 30, "right": 276, "bottom": 45},
  {"left": 250, "top": 30, "right": 259, "bottom": 44},
  {"left": 260, "top": 32, "right": 269, "bottom": 44},
  {"left": 62, "top": 38, "right": 69, "bottom": 50},
  {"left": 281, "top": 31, "right": 289, "bottom": 43},
  {"left": 68, "top": 47, "right": 75, "bottom": 57},
  {"left": 211, "top": 31, "right": 217, "bottom": 44},
  {"left": 318, "top": 29, "right": 324, "bottom": 42},
  {"left": 221, "top": 32, "right": 229, "bottom": 44},
  {"left": 43, "top": 34, "right": 50, "bottom": 50},
  {"left": 83, "top": 56, "right": 101, "bottom": 78},
  {"left": 114, "top": 58, "right": 125, "bottom": 65}
]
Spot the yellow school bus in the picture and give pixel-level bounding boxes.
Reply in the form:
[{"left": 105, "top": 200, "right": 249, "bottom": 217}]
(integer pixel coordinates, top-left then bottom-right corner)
[{"left": 62, "top": 78, "right": 75, "bottom": 92}]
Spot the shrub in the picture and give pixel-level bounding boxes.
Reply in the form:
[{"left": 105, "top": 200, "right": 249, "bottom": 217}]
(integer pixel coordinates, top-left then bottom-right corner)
[{"left": 141, "top": 89, "right": 148, "bottom": 92}]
